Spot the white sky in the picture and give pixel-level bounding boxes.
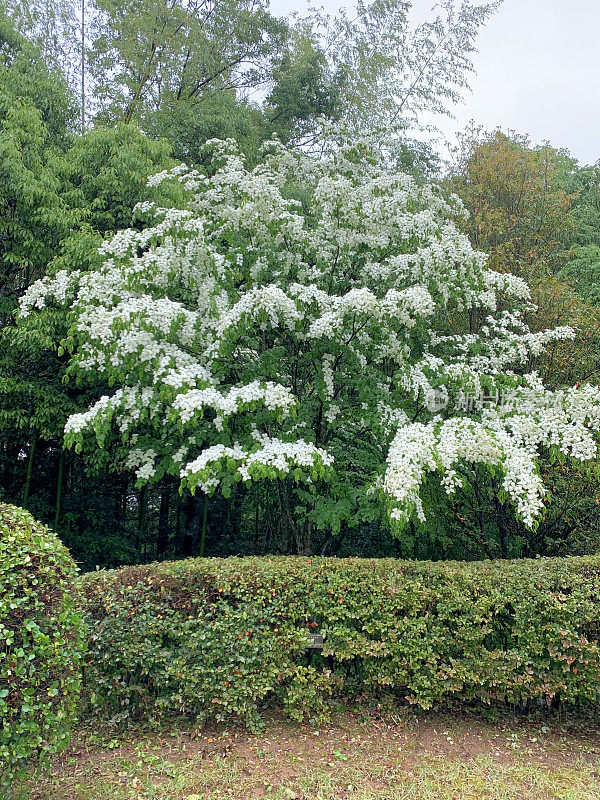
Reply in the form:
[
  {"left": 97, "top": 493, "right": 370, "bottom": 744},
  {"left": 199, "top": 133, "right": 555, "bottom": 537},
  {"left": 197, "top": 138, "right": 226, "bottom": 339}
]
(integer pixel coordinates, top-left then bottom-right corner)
[{"left": 269, "top": 0, "right": 600, "bottom": 166}]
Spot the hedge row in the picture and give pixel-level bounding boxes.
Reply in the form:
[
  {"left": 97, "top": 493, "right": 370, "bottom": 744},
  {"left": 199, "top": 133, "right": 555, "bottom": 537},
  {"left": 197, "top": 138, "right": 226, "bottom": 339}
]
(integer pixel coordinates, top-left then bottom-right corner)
[
  {"left": 81, "top": 555, "right": 600, "bottom": 727},
  {"left": 0, "top": 505, "right": 84, "bottom": 793}
]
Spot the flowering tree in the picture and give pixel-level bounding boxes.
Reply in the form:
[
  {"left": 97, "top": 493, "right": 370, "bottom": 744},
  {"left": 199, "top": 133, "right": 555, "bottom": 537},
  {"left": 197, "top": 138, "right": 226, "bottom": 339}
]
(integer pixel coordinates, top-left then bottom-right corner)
[{"left": 19, "top": 138, "right": 600, "bottom": 552}]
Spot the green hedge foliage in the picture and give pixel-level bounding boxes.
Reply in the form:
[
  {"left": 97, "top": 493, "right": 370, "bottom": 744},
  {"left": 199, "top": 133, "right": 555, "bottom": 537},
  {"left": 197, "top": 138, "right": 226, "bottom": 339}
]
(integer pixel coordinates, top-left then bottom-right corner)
[
  {"left": 0, "top": 504, "right": 85, "bottom": 792},
  {"left": 81, "top": 555, "right": 600, "bottom": 728}
]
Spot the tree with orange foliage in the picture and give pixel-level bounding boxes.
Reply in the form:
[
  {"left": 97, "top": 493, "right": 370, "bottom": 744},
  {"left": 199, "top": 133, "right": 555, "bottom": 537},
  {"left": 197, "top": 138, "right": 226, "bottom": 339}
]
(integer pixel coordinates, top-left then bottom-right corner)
[
  {"left": 446, "top": 127, "right": 577, "bottom": 280},
  {"left": 446, "top": 126, "right": 600, "bottom": 386},
  {"left": 436, "top": 127, "right": 600, "bottom": 559}
]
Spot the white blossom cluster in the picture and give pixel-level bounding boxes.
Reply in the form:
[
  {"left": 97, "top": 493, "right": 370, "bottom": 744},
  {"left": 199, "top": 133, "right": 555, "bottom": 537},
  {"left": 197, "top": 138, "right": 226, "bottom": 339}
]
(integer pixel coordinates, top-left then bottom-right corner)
[
  {"left": 19, "top": 137, "right": 600, "bottom": 532},
  {"left": 20, "top": 269, "right": 81, "bottom": 315},
  {"left": 384, "top": 418, "right": 543, "bottom": 527},
  {"left": 173, "top": 382, "right": 297, "bottom": 426},
  {"left": 181, "top": 436, "right": 334, "bottom": 493}
]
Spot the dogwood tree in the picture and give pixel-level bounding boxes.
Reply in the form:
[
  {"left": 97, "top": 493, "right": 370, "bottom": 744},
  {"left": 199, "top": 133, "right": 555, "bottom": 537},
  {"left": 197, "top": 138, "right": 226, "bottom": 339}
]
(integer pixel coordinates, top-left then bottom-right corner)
[{"left": 19, "top": 138, "right": 600, "bottom": 551}]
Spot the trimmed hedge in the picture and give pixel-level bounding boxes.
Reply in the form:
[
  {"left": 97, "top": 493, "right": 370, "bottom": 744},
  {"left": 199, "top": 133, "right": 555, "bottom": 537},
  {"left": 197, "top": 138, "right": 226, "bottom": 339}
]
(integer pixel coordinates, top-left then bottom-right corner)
[
  {"left": 81, "top": 555, "right": 600, "bottom": 727},
  {"left": 0, "top": 504, "right": 85, "bottom": 792}
]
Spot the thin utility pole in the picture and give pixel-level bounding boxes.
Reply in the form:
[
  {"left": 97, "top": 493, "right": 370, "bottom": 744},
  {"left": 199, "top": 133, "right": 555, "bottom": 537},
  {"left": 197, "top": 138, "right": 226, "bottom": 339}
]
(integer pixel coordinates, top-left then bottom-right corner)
[{"left": 81, "top": 0, "right": 85, "bottom": 132}]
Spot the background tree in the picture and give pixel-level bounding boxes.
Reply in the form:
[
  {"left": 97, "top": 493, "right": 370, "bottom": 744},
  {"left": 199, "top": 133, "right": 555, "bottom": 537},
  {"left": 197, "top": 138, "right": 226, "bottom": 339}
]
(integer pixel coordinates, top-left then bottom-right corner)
[
  {"left": 444, "top": 128, "right": 599, "bottom": 386},
  {"left": 563, "top": 161, "right": 600, "bottom": 247},
  {"left": 0, "top": 12, "right": 75, "bottom": 320},
  {"left": 89, "top": 0, "right": 287, "bottom": 122},
  {"left": 446, "top": 128, "right": 576, "bottom": 278},
  {"left": 558, "top": 161, "right": 600, "bottom": 303},
  {"left": 87, "top": 0, "right": 499, "bottom": 160},
  {"left": 561, "top": 245, "right": 600, "bottom": 306},
  {"left": 442, "top": 127, "right": 600, "bottom": 559},
  {"left": 1, "top": 0, "right": 81, "bottom": 91},
  {"left": 0, "top": 119, "right": 178, "bottom": 568},
  {"left": 264, "top": 27, "right": 343, "bottom": 144},
  {"left": 320, "top": 0, "right": 500, "bottom": 139}
]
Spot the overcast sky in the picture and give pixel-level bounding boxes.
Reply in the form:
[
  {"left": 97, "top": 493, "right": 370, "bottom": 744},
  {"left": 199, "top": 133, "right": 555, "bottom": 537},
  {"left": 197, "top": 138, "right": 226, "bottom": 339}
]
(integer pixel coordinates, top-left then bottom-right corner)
[{"left": 269, "top": 0, "right": 600, "bottom": 165}]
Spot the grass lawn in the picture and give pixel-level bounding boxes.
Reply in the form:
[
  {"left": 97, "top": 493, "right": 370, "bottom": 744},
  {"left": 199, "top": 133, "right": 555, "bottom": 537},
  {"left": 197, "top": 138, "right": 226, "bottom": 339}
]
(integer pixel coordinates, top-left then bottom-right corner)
[{"left": 25, "top": 708, "right": 600, "bottom": 800}]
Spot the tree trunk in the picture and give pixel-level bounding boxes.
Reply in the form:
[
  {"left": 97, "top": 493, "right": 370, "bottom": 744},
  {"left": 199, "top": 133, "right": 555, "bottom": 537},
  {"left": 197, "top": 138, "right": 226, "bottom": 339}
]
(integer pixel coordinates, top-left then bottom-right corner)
[
  {"left": 496, "top": 497, "right": 510, "bottom": 558},
  {"left": 296, "top": 518, "right": 312, "bottom": 556},
  {"left": 22, "top": 436, "right": 37, "bottom": 506},
  {"left": 54, "top": 453, "right": 65, "bottom": 526},
  {"left": 138, "top": 485, "right": 148, "bottom": 556},
  {"left": 276, "top": 480, "right": 297, "bottom": 554},
  {"left": 254, "top": 501, "right": 260, "bottom": 554},
  {"left": 198, "top": 498, "right": 208, "bottom": 557},
  {"left": 182, "top": 492, "right": 201, "bottom": 556},
  {"left": 114, "top": 481, "right": 123, "bottom": 528},
  {"left": 157, "top": 484, "right": 171, "bottom": 557}
]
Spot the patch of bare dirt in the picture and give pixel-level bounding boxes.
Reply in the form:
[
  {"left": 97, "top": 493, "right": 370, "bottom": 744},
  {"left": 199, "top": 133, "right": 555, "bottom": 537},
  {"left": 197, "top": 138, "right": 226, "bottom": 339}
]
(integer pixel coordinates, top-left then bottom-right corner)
[{"left": 43, "top": 707, "right": 600, "bottom": 793}]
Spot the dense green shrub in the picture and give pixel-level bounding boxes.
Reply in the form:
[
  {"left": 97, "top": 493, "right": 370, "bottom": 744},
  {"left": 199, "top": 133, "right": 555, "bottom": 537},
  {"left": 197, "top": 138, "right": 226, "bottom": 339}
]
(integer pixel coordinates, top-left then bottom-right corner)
[
  {"left": 0, "top": 504, "right": 85, "bottom": 792},
  {"left": 82, "top": 555, "right": 600, "bottom": 727}
]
